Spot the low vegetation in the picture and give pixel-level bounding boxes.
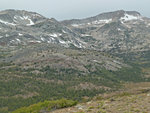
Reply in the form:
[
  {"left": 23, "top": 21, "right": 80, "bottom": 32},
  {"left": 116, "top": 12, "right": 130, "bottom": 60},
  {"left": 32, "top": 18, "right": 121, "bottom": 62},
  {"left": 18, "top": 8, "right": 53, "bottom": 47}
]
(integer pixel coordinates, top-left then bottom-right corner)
[
  {"left": 12, "top": 99, "right": 77, "bottom": 113},
  {"left": 0, "top": 46, "right": 150, "bottom": 112},
  {"left": 52, "top": 84, "right": 150, "bottom": 113}
]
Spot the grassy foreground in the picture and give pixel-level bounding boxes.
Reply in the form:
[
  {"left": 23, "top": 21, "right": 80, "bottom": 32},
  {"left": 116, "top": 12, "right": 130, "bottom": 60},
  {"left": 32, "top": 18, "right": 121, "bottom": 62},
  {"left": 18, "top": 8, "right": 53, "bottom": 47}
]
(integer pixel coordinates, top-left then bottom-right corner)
[{"left": 12, "top": 99, "right": 77, "bottom": 113}]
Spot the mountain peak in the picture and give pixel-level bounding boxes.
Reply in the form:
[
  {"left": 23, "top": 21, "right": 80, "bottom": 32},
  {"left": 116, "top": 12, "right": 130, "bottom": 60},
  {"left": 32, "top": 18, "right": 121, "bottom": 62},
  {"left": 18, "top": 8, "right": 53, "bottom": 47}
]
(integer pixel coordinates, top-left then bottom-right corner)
[
  {"left": 95, "top": 10, "right": 141, "bottom": 20},
  {"left": 62, "top": 10, "right": 142, "bottom": 26},
  {"left": 0, "top": 9, "right": 46, "bottom": 26}
]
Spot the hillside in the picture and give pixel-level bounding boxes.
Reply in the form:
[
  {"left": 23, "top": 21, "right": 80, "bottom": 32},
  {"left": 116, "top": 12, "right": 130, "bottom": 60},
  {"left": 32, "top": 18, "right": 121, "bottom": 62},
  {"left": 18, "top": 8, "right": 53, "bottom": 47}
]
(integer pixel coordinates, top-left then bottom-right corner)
[
  {"left": 0, "top": 9, "right": 150, "bottom": 112},
  {"left": 12, "top": 82, "right": 150, "bottom": 113},
  {"left": 51, "top": 83, "right": 150, "bottom": 113}
]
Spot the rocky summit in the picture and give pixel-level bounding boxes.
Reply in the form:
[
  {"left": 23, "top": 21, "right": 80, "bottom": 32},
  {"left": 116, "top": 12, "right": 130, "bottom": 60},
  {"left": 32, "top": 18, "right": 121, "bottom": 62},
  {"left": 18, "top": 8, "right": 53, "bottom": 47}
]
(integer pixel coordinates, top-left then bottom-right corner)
[
  {"left": 0, "top": 9, "right": 84, "bottom": 48},
  {"left": 62, "top": 10, "right": 150, "bottom": 53}
]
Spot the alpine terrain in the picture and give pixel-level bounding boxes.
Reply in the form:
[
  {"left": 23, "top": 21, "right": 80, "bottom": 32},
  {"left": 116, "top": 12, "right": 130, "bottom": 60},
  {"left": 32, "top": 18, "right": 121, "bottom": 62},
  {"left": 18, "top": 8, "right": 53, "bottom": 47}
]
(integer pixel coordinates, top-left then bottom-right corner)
[{"left": 0, "top": 9, "right": 150, "bottom": 113}]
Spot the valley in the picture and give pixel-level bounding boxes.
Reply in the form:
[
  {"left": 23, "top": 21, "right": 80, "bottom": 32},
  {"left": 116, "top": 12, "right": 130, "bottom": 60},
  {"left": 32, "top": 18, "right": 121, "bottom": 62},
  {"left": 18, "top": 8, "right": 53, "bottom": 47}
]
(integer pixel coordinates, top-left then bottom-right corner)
[{"left": 0, "top": 9, "right": 150, "bottom": 113}]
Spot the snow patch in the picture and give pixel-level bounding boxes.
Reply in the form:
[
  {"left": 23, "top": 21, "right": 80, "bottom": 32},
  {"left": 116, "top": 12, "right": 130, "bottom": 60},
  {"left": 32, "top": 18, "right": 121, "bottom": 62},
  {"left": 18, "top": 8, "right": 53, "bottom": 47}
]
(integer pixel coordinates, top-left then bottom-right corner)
[
  {"left": 5, "top": 34, "right": 9, "bottom": 37},
  {"left": 50, "top": 37, "right": 55, "bottom": 40},
  {"left": 117, "top": 28, "right": 122, "bottom": 31},
  {"left": 14, "top": 15, "right": 24, "bottom": 20},
  {"left": 71, "top": 19, "right": 112, "bottom": 27},
  {"left": 47, "top": 40, "right": 51, "bottom": 43},
  {"left": 73, "top": 43, "right": 82, "bottom": 48},
  {"left": 59, "top": 40, "right": 66, "bottom": 44},
  {"left": 92, "top": 19, "right": 112, "bottom": 24},
  {"left": 41, "top": 37, "right": 45, "bottom": 41},
  {"left": 81, "top": 34, "right": 91, "bottom": 37},
  {"left": 13, "top": 19, "right": 17, "bottom": 23},
  {"left": 29, "top": 40, "right": 41, "bottom": 43},
  {"left": 146, "top": 23, "right": 150, "bottom": 27},
  {"left": 49, "top": 33, "right": 62, "bottom": 38},
  {"left": 27, "top": 18, "right": 34, "bottom": 26},
  {"left": 14, "top": 16, "right": 35, "bottom": 26},
  {"left": 0, "top": 19, "right": 16, "bottom": 26},
  {"left": 10, "top": 40, "right": 15, "bottom": 43},
  {"left": 62, "top": 30, "right": 67, "bottom": 33},
  {"left": 120, "top": 13, "right": 141, "bottom": 21},
  {"left": 14, "top": 16, "right": 17, "bottom": 19},
  {"left": 24, "top": 16, "right": 35, "bottom": 26},
  {"left": 18, "top": 33, "right": 23, "bottom": 36},
  {"left": 49, "top": 34, "right": 57, "bottom": 37},
  {"left": 72, "top": 24, "right": 84, "bottom": 27},
  {"left": 72, "top": 24, "right": 79, "bottom": 27},
  {"left": 16, "top": 38, "right": 21, "bottom": 42},
  {"left": 35, "top": 41, "right": 41, "bottom": 43},
  {"left": 32, "top": 14, "right": 42, "bottom": 17}
]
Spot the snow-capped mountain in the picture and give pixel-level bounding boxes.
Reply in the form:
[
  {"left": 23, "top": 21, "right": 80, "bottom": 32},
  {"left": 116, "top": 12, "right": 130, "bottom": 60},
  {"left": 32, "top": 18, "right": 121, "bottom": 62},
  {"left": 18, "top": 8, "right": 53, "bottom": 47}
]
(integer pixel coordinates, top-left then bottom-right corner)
[
  {"left": 62, "top": 10, "right": 142, "bottom": 26},
  {"left": 1, "top": 9, "right": 150, "bottom": 54},
  {"left": 0, "top": 9, "right": 85, "bottom": 48},
  {"left": 62, "top": 10, "right": 150, "bottom": 53},
  {"left": 0, "top": 9, "right": 46, "bottom": 26}
]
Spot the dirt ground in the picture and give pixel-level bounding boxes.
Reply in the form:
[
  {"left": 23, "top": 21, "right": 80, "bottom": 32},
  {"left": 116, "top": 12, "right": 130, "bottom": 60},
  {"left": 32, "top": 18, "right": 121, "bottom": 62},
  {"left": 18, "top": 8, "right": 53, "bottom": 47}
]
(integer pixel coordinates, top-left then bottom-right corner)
[{"left": 52, "top": 82, "right": 150, "bottom": 113}]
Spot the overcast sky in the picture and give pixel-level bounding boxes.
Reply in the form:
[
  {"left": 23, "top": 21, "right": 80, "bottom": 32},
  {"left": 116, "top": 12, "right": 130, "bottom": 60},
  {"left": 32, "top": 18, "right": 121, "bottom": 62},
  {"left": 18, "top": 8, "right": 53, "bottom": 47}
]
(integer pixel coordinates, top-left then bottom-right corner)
[{"left": 0, "top": 0, "right": 149, "bottom": 20}]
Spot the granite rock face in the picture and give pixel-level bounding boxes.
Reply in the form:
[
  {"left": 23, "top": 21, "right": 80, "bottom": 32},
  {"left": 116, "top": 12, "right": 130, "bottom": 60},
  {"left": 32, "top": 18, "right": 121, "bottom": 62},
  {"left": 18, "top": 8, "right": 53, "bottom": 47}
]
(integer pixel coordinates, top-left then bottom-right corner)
[
  {"left": 1, "top": 9, "right": 150, "bottom": 54},
  {"left": 0, "top": 9, "right": 85, "bottom": 48},
  {"left": 62, "top": 10, "right": 150, "bottom": 53}
]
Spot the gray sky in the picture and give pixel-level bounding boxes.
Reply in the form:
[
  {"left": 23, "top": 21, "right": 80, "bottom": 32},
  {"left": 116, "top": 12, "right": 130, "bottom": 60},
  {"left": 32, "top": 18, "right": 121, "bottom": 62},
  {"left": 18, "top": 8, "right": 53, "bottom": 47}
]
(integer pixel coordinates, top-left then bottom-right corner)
[{"left": 0, "top": 0, "right": 149, "bottom": 20}]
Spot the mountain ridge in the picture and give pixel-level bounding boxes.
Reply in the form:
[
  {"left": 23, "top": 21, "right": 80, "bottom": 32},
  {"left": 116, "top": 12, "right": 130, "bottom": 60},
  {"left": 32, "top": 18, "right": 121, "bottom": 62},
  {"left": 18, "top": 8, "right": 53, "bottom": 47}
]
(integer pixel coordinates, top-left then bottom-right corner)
[
  {"left": 0, "top": 9, "right": 149, "bottom": 52},
  {"left": 61, "top": 10, "right": 142, "bottom": 25},
  {"left": 1, "top": 9, "right": 150, "bottom": 113}
]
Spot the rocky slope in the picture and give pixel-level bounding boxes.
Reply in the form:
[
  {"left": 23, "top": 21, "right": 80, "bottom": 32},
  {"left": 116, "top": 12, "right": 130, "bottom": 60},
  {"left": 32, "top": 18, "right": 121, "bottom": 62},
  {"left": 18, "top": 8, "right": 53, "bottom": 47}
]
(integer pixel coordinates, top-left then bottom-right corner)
[
  {"left": 62, "top": 10, "right": 150, "bottom": 53},
  {"left": 1, "top": 9, "right": 150, "bottom": 54},
  {"left": 53, "top": 82, "right": 150, "bottom": 113},
  {"left": 1, "top": 9, "right": 150, "bottom": 113},
  {"left": 11, "top": 82, "right": 150, "bottom": 113},
  {"left": 0, "top": 9, "right": 85, "bottom": 48}
]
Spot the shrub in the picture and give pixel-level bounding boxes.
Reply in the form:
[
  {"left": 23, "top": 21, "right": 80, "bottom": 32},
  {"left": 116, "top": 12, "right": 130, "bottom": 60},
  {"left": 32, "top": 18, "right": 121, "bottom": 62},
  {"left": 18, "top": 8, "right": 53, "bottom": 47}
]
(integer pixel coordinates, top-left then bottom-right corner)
[{"left": 12, "top": 98, "right": 77, "bottom": 113}]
